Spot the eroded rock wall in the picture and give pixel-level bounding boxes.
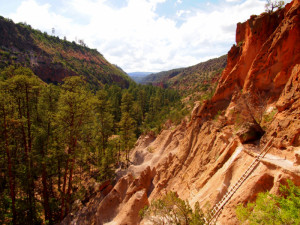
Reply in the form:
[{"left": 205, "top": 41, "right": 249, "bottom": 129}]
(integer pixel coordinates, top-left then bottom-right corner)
[
  {"left": 62, "top": 1, "right": 300, "bottom": 224},
  {"left": 131, "top": 1, "right": 300, "bottom": 224}
]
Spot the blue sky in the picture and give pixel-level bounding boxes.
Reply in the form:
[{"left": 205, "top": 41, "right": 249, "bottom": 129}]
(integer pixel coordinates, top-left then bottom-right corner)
[{"left": 0, "top": 0, "right": 270, "bottom": 72}]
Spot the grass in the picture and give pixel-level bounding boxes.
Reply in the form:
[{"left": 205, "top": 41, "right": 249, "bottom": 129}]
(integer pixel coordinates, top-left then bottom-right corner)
[
  {"left": 147, "top": 147, "right": 155, "bottom": 153},
  {"left": 263, "top": 108, "right": 278, "bottom": 123},
  {"left": 213, "top": 110, "right": 223, "bottom": 121}
]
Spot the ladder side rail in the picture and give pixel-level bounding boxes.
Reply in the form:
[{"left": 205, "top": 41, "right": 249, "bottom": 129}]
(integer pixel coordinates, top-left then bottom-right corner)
[{"left": 204, "top": 139, "right": 274, "bottom": 224}]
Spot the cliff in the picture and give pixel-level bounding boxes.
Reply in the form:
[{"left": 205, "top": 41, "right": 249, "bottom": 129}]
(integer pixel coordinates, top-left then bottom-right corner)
[
  {"left": 61, "top": 1, "right": 300, "bottom": 224},
  {"left": 0, "top": 16, "right": 131, "bottom": 89}
]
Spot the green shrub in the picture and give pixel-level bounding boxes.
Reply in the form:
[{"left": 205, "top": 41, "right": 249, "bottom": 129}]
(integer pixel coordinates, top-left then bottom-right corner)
[
  {"left": 237, "top": 41, "right": 244, "bottom": 47},
  {"left": 140, "top": 191, "right": 206, "bottom": 225},
  {"left": 236, "top": 180, "right": 300, "bottom": 224},
  {"left": 213, "top": 110, "right": 223, "bottom": 121},
  {"left": 263, "top": 108, "right": 278, "bottom": 123},
  {"left": 1, "top": 50, "right": 10, "bottom": 58}
]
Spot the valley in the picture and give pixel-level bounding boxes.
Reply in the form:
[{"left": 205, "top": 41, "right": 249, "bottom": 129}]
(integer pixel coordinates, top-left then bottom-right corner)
[
  {"left": 0, "top": 0, "right": 300, "bottom": 225},
  {"left": 61, "top": 1, "right": 300, "bottom": 224}
]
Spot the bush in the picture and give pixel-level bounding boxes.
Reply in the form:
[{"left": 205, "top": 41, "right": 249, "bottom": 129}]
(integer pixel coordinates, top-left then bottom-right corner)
[
  {"left": 263, "top": 108, "right": 278, "bottom": 123},
  {"left": 140, "top": 191, "right": 206, "bottom": 225},
  {"left": 236, "top": 180, "right": 300, "bottom": 224}
]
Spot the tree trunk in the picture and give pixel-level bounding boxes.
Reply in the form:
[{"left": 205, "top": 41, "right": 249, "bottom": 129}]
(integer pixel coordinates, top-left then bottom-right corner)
[
  {"left": 60, "top": 158, "right": 69, "bottom": 220},
  {"left": 65, "top": 155, "right": 76, "bottom": 216},
  {"left": 3, "top": 108, "right": 16, "bottom": 224},
  {"left": 17, "top": 98, "right": 34, "bottom": 223},
  {"left": 118, "top": 139, "right": 121, "bottom": 165},
  {"left": 61, "top": 113, "right": 75, "bottom": 220},
  {"left": 25, "top": 85, "right": 35, "bottom": 223},
  {"left": 58, "top": 156, "right": 61, "bottom": 193},
  {"left": 42, "top": 162, "right": 52, "bottom": 224}
]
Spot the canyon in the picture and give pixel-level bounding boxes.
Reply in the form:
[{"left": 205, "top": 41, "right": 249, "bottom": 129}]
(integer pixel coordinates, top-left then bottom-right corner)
[{"left": 62, "top": 1, "right": 300, "bottom": 224}]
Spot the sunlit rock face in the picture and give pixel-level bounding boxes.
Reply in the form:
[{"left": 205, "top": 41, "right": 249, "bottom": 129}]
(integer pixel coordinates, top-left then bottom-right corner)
[{"left": 62, "top": 1, "right": 300, "bottom": 224}]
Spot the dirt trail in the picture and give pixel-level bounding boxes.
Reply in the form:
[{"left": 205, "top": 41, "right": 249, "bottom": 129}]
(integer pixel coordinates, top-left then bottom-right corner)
[{"left": 262, "top": 153, "right": 300, "bottom": 174}]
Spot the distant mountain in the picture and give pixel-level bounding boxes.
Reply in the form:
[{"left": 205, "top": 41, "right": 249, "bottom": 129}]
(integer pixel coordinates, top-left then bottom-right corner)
[
  {"left": 128, "top": 72, "right": 153, "bottom": 83},
  {"left": 140, "top": 55, "right": 227, "bottom": 94},
  {"left": 0, "top": 16, "right": 132, "bottom": 89},
  {"left": 128, "top": 72, "right": 153, "bottom": 77},
  {"left": 140, "top": 68, "right": 184, "bottom": 85}
]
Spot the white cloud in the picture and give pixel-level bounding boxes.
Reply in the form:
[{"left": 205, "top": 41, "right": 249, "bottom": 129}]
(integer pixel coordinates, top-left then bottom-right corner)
[
  {"left": 226, "top": 0, "right": 242, "bottom": 2},
  {"left": 8, "top": 0, "right": 266, "bottom": 73},
  {"left": 175, "top": 0, "right": 183, "bottom": 6},
  {"left": 10, "top": 0, "right": 72, "bottom": 35},
  {"left": 176, "top": 10, "right": 191, "bottom": 17}
]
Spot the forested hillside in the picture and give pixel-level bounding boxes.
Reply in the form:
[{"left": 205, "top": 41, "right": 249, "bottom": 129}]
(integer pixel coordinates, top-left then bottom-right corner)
[
  {"left": 0, "top": 16, "right": 131, "bottom": 89},
  {"left": 2, "top": 0, "right": 298, "bottom": 224},
  {"left": 0, "top": 65, "right": 183, "bottom": 224},
  {"left": 141, "top": 55, "right": 227, "bottom": 95}
]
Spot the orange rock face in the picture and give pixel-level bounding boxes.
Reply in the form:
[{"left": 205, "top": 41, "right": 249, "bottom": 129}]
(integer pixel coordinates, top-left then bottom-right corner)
[
  {"left": 62, "top": 1, "right": 300, "bottom": 224},
  {"left": 213, "top": 0, "right": 300, "bottom": 105},
  {"left": 137, "top": 1, "right": 299, "bottom": 224}
]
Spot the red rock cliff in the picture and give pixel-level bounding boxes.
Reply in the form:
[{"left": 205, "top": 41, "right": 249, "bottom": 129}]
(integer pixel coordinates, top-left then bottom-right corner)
[
  {"left": 213, "top": 0, "right": 300, "bottom": 104},
  {"left": 61, "top": 1, "right": 300, "bottom": 224}
]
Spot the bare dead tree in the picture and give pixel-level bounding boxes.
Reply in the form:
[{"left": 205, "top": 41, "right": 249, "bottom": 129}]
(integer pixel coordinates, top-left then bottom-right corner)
[{"left": 265, "top": 0, "right": 285, "bottom": 13}]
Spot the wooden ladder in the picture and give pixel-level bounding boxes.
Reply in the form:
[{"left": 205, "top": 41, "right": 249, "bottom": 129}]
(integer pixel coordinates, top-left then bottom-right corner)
[{"left": 204, "top": 138, "right": 273, "bottom": 225}]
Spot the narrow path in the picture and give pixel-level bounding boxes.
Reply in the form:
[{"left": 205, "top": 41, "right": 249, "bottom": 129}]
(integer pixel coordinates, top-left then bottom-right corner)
[
  {"left": 261, "top": 153, "right": 299, "bottom": 174},
  {"left": 204, "top": 138, "right": 274, "bottom": 225}
]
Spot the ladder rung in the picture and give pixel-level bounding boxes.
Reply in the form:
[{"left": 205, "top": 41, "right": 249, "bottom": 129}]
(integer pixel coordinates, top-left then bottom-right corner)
[{"left": 205, "top": 139, "right": 273, "bottom": 225}]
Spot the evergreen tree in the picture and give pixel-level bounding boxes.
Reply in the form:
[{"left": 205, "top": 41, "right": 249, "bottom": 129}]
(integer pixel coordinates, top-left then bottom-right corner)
[
  {"left": 120, "top": 91, "right": 134, "bottom": 114},
  {"left": 94, "top": 89, "right": 114, "bottom": 158},
  {"left": 34, "top": 84, "right": 60, "bottom": 224},
  {"left": 107, "top": 85, "right": 122, "bottom": 127},
  {"left": 55, "top": 76, "right": 93, "bottom": 219},
  {"left": 119, "top": 112, "right": 136, "bottom": 167},
  {"left": 0, "top": 66, "right": 43, "bottom": 224},
  {"left": 0, "top": 64, "right": 182, "bottom": 223},
  {"left": 137, "top": 89, "right": 148, "bottom": 120},
  {"left": 119, "top": 91, "right": 136, "bottom": 166},
  {"left": 132, "top": 101, "right": 143, "bottom": 136},
  {"left": 0, "top": 82, "right": 17, "bottom": 224}
]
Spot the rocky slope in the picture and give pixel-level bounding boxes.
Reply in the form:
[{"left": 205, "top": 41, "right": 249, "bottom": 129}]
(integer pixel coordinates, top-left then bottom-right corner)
[
  {"left": 141, "top": 55, "right": 227, "bottom": 94},
  {"left": 0, "top": 16, "right": 131, "bottom": 89},
  {"left": 62, "top": 1, "right": 300, "bottom": 224}
]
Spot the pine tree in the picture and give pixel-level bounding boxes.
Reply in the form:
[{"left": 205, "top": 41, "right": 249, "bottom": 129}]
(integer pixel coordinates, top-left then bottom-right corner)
[
  {"left": 119, "top": 112, "right": 136, "bottom": 167},
  {"left": 0, "top": 66, "right": 43, "bottom": 224},
  {"left": 132, "top": 101, "right": 143, "bottom": 136},
  {"left": 138, "top": 89, "right": 148, "bottom": 120},
  {"left": 56, "top": 76, "right": 93, "bottom": 219},
  {"left": 0, "top": 82, "right": 17, "bottom": 224},
  {"left": 94, "top": 90, "right": 114, "bottom": 158},
  {"left": 34, "top": 84, "right": 60, "bottom": 224},
  {"left": 120, "top": 91, "right": 134, "bottom": 114},
  {"left": 107, "top": 85, "right": 122, "bottom": 127}
]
